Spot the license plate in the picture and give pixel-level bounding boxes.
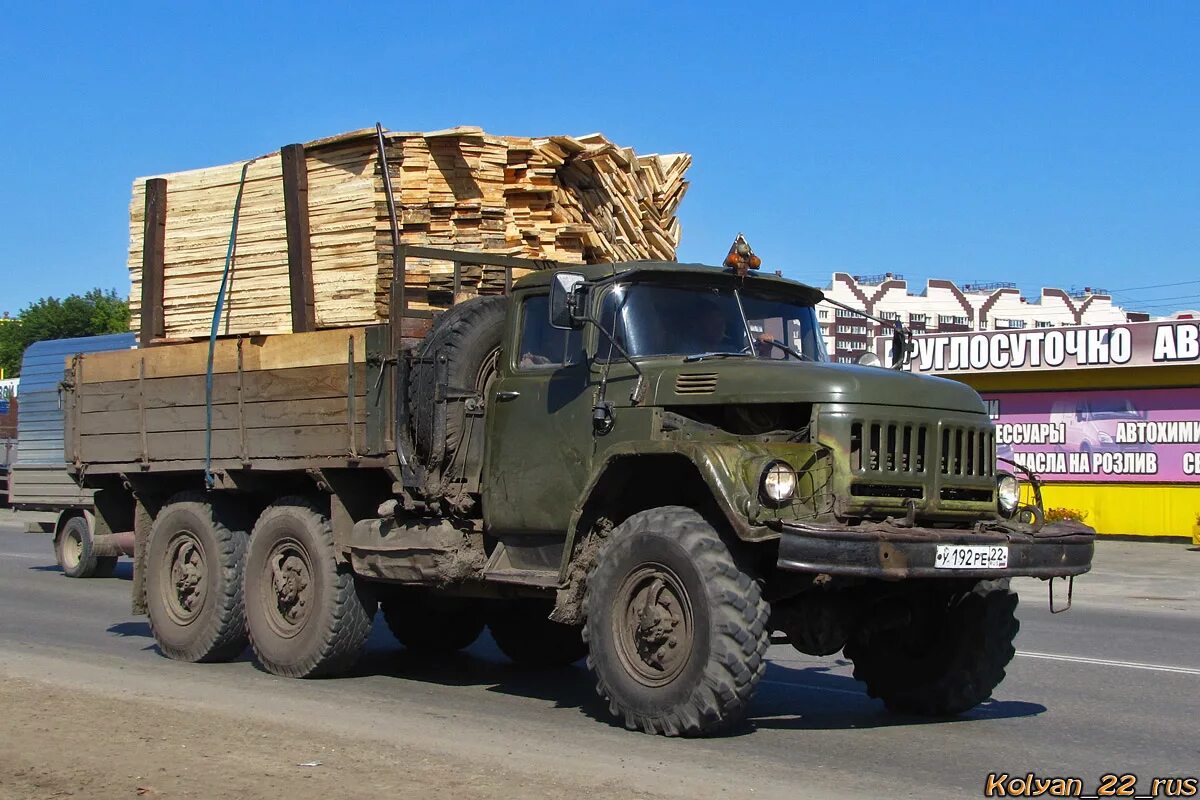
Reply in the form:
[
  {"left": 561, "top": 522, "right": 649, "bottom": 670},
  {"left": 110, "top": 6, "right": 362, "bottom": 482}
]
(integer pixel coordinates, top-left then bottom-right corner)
[{"left": 934, "top": 544, "right": 1009, "bottom": 570}]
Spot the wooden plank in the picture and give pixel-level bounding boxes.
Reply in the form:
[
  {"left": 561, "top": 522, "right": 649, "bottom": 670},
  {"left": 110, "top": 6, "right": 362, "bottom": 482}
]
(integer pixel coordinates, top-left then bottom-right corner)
[
  {"left": 140, "top": 178, "right": 167, "bottom": 344},
  {"left": 79, "top": 397, "right": 365, "bottom": 435},
  {"left": 80, "top": 424, "right": 367, "bottom": 463},
  {"left": 281, "top": 143, "right": 316, "bottom": 333},
  {"left": 79, "top": 328, "right": 367, "bottom": 383},
  {"left": 79, "top": 364, "right": 365, "bottom": 413}
]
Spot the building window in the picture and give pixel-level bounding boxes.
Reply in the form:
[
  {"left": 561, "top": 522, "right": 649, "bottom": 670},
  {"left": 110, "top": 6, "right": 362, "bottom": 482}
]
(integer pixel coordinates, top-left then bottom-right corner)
[
  {"left": 995, "top": 319, "right": 1026, "bottom": 329},
  {"left": 835, "top": 308, "right": 859, "bottom": 318},
  {"left": 819, "top": 309, "right": 830, "bottom": 320},
  {"left": 909, "top": 313, "right": 927, "bottom": 324},
  {"left": 938, "top": 314, "right": 969, "bottom": 326},
  {"left": 836, "top": 324, "right": 868, "bottom": 335},
  {"left": 1035, "top": 321, "right": 1053, "bottom": 328},
  {"left": 879, "top": 311, "right": 900, "bottom": 321}
]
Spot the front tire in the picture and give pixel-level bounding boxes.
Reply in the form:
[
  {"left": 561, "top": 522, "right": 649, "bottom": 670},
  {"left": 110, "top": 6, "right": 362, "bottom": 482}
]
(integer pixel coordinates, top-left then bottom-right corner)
[
  {"left": 145, "top": 493, "right": 249, "bottom": 662},
  {"left": 245, "top": 497, "right": 375, "bottom": 678},
  {"left": 582, "top": 506, "right": 770, "bottom": 736},
  {"left": 845, "top": 579, "right": 1019, "bottom": 715}
]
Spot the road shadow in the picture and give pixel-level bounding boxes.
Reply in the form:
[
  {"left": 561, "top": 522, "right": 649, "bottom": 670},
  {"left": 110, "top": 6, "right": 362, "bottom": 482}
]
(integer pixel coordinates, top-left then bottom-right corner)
[
  {"left": 351, "top": 622, "right": 617, "bottom": 726},
  {"left": 107, "top": 621, "right": 152, "bottom": 638},
  {"left": 747, "top": 661, "right": 1045, "bottom": 731},
  {"left": 28, "top": 561, "right": 133, "bottom": 581},
  {"left": 343, "top": 620, "right": 1045, "bottom": 736}
]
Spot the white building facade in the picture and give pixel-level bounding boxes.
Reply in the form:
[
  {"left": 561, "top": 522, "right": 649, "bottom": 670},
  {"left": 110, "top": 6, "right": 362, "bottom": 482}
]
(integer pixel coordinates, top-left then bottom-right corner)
[{"left": 815, "top": 273, "right": 1139, "bottom": 364}]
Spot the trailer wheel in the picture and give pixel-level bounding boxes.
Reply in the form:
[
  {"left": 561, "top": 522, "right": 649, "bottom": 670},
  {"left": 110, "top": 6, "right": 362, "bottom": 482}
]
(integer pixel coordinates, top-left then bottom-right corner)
[
  {"left": 145, "top": 493, "right": 249, "bottom": 663},
  {"left": 487, "top": 599, "right": 587, "bottom": 666},
  {"left": 381, "top": 589, "right": 485, "bottom": 653},
  {"left": 582, "top": 506, "right": 770, "bottom": 736},
  {"left": 844, "top": 579, "right": 1019, "bottom": 715},
  {"left": 55, "top": 515, "right": 115, "bottom": 578},
  {"left": 409, "top": 296, "right": 508, "bottom": 468},
  {"left": 245, "top": 497, "right": 375, "bottom": 678}
]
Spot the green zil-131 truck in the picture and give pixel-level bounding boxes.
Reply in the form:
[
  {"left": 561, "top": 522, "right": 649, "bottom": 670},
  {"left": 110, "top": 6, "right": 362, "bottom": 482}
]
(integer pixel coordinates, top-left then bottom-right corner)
[{"left": 65, "top": 244, "right": 1094, "bottom": 736}]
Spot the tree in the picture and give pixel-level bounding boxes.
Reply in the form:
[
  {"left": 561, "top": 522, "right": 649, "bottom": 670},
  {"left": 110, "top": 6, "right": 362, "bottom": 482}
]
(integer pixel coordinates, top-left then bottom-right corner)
[{"left": 0, "top": 289, "right": 130, "bottom": 378}]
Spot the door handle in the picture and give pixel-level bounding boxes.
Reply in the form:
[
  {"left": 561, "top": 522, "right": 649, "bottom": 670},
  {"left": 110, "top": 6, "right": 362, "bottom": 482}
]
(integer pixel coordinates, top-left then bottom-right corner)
[{"left": 495, "top": 390, "right": 521, "bottom": 401}]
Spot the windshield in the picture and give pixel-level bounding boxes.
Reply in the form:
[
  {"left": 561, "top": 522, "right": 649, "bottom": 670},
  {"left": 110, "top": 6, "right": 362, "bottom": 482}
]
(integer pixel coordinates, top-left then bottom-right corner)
[
  {"left": 598, "top": 282, "right": 827, "bottom": 362},
  {"left": 1085, "top": 398, "right": 1143, "bottom": 419}
]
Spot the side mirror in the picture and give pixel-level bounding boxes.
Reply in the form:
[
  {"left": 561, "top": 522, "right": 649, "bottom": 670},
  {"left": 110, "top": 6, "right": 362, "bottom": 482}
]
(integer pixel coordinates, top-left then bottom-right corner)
[
  {"left": 890, "top": 325, "right": 913, "bottom": 369},
  {"left": 549, "top": 271, "right": 586, "bottom": 330}
]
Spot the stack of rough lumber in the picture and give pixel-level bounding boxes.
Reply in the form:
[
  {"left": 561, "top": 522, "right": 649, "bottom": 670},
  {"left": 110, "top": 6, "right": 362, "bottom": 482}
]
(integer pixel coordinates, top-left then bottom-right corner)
[{"left": 127, "top": 126, "right": 690, "bottom": 338}]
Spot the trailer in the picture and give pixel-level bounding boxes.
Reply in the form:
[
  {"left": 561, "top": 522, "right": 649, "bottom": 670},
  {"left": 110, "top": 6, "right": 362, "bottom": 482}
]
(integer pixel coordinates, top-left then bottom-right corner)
[{"left": 9, "top": 333, "right": 137, "bottom": 576}]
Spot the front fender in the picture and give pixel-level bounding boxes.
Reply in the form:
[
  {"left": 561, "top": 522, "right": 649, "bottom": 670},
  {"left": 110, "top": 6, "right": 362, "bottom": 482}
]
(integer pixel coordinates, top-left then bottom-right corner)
[{"left": 566, "top": 440, "right": 833, "bottom": 553}]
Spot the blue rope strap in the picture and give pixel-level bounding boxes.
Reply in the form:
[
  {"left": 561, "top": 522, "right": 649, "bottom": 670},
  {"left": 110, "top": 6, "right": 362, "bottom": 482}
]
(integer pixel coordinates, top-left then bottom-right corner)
[{"left": 205, "top": 161, "right": 252, "bottom": 488}]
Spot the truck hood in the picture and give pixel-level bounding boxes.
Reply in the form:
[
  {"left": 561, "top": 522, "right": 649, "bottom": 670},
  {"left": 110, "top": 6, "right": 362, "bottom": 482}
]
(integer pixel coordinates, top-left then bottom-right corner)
[{"left": 650, "top": 359, "right": 986, "bottom": 415}]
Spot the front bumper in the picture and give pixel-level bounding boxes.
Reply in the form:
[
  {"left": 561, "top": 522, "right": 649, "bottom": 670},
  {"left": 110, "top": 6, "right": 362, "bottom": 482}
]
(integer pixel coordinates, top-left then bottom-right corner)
[{"left": 776, "top": 518, "right": 1094, "bottom": 580}]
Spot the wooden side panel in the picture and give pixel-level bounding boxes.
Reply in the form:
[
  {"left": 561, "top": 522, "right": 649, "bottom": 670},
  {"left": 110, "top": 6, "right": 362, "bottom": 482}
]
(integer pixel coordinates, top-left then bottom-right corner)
[
  {"left": 79, "top": 327, "right": 366, "bottom": 383},
  {"left": 73, "top": 329, "right": 377, "bottom": 469}
]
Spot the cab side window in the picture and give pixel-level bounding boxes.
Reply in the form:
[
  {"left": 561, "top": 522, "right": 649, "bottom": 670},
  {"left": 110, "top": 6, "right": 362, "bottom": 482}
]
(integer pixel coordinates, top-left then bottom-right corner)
[{"left": 517, "top": 295, "right": 583, "bottom": 370}]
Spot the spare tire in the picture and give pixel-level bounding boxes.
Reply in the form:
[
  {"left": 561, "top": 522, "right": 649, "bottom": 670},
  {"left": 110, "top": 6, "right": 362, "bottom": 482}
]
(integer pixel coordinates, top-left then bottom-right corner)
[{"left": 409, "top": 296, "right": 509, "bottom": 467}]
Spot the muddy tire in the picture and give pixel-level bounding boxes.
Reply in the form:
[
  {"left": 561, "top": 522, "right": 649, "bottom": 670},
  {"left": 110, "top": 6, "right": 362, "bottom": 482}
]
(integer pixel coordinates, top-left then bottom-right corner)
[
  {"left": 582, "top": 506, "right": 770, "bottom": 736},
  {"left": 245, "top": 497, "right": 375, "bottom": 678},
  {"left": 845, "top": 579, "right": 1019, "bottom": 715},
  {"left": 409, "top": 296, "right": 508, "bottom": 467},
  {"left": 487, "top": 599, "right": 587, "bottom": 667},
  {"left": 55, "top": 515, "right": 115, "bottom": 578},
  {"left": 381, "top": 589, "right": 485, "bottom": 653},
  {"left": 145, "top": 492, "right": 249, "bottom": 662}
]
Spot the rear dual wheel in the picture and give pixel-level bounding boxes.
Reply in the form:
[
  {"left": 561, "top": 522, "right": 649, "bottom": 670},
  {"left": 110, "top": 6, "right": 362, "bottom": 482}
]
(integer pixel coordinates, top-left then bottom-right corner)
[
  {"left": 244, "top": 497, "right": 376, "bottom": 678},
  {"left": 146, "top": 493, "right": 375, "bottom": 678},
  {"left": 145, "top": 492, "right": 249, "bottom": 662}
]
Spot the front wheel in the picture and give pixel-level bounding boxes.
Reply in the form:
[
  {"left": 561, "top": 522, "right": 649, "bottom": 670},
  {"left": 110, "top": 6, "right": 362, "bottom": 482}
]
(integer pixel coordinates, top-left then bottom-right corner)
[
  {"left": 844, "top": 579, "right": 1019, "bottom": 715},
  {"left": 582, "top": 506, "right": 770, "bottom": 737},
  {"left": 244, "top": 497, "right": 375, "bottom": 678}
]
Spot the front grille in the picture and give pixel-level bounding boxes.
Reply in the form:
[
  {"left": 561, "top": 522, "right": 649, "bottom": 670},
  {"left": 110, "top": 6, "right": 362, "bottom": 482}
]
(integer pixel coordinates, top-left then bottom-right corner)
[
  {"left": 851, "top": 483, "right": 923, "bottom": 499},
  {"left": 850, "top": 421, "right": 929, "bottom": 474},
  {"left": 941, "top": 487, "right": 993, "bottom": 502},
  {"left": 939, "top": 426, "right": 995, "bottom": 478},
  {"left": 674, "top": 373, "right": 718, "bottom": 395}
]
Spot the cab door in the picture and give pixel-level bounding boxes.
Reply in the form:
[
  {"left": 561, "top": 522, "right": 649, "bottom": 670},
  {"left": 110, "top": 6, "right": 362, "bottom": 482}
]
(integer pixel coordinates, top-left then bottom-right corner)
[{"left": 483, "top": 292, "right": 593, "bottom": 534}]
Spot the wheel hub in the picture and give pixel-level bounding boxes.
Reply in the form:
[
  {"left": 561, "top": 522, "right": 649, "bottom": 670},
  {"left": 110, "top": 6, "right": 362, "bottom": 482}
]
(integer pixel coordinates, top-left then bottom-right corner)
[
  {"left": 614, "top": 565, "right": 694, "bottom": 687},
  {"left": 164, "top": 534, "right": 207, "bottom": 623},
  {"left": 63, "top": 530, "right": 83, "bottom": 570},
  {"left": 263, "top": 540, "right": 313, "bottom": 634},
  {"left": 271, "top": 553, "right": 311, "bottom": 623}
]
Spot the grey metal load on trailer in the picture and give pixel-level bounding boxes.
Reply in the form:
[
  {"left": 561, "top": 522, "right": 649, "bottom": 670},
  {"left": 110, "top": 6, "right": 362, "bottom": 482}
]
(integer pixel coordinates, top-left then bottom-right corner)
[{"left": 8, "top": 333, "right": 137, "bottom": 509}]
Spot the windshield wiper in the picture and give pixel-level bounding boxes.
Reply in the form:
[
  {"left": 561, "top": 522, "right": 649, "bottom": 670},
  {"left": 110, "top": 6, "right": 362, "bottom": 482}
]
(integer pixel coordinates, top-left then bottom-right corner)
[
  {"left": 683, "top": 351, "right": 754, "bottom": 363},
  {"left": 758, "top": 338, "right": 814, "bottom": 362}
]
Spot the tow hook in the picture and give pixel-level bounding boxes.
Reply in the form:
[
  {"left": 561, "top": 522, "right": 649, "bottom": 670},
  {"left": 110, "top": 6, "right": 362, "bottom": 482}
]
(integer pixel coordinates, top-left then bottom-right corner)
[{"left": 1049, "top": 575, "right": 1074, "bottom": 614}]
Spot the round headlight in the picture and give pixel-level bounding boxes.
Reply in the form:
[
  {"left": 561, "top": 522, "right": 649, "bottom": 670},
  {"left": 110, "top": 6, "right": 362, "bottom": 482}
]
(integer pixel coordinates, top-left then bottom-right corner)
[
  {"left": 997, "top": 473, "right": 1020, "bottom": 518},
  {"left": 761, "top": 460, "right": 797, "bottom": 506}
]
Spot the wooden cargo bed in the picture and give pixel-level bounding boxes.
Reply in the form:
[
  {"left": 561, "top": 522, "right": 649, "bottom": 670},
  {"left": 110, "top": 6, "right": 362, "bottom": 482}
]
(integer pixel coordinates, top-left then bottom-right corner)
[{"left": 65, "top": 328, "right": 383, "bottom": 475}]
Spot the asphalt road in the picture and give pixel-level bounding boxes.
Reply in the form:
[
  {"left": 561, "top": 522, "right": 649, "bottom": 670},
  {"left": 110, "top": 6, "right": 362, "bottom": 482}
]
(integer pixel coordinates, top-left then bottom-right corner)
[{"left": 1, "top": 521, "right": 1197, "bottom": 799}]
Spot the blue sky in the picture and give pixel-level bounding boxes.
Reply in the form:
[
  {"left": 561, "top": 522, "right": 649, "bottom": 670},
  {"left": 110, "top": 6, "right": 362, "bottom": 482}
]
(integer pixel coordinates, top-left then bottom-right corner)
[{"left": 1, "top": 2, "right": 1197, "bottom": 316}]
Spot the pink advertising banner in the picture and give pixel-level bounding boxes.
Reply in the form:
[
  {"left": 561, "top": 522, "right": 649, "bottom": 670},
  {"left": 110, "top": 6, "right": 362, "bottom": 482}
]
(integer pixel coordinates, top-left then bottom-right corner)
[
  {"left": 981, "top": 387, "right": 1200, "bottom": 483},
  {"left": 876, "top": 319, "right": 1200, "bottom": 375}
]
